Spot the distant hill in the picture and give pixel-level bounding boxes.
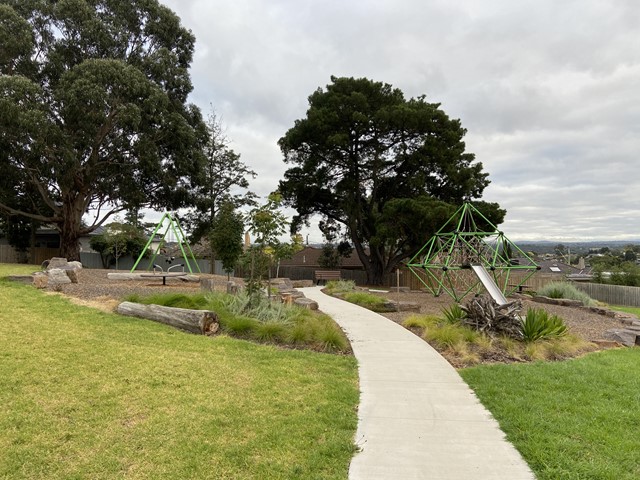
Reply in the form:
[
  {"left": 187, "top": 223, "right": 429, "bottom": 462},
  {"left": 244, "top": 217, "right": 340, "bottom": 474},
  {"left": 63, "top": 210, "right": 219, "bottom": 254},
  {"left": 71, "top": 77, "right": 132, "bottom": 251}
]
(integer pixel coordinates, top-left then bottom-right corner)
[{"left": 514, "top": 240, "right": 640, "bottom": 255}]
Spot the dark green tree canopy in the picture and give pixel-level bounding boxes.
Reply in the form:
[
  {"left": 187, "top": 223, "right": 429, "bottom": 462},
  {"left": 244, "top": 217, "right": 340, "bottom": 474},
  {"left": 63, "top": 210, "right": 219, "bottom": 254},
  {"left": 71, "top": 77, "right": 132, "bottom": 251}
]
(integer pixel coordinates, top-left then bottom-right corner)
[
  {"left": 0, "top": 0, "right": 207, "bottom": 260},
  {"left": 209, "top": 201, "right": 245, "bottom": 276},
  {"left": 279, "top": 76, "right": 500, "bottom": 284}
]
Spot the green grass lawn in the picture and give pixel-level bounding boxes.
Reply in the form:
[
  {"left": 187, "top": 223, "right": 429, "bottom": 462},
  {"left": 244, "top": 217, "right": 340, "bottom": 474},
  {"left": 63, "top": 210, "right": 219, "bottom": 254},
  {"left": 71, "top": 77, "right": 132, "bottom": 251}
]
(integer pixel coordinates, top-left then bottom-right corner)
[
  {"left": 461, "top": 349, "right": 640, "bottom": 480},
  {"left": 0, "top": 265, "right": 358, "bottom": 479},
  {"left": 610, "top": 305, "right": 640, "bottom": 317}
]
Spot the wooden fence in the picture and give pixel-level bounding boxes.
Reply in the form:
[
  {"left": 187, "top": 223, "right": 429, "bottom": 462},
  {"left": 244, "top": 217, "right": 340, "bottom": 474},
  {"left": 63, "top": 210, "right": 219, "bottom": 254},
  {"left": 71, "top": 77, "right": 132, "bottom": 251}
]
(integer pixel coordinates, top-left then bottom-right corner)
[
  {"left": 260, "top": 265, "right": 562, "bottom": 292},
  {"left": 573, "top": 283, "right": 640, "bottom": 307},
  {"left": 0, "top": 245, "right": 60, "bottom": 265}
]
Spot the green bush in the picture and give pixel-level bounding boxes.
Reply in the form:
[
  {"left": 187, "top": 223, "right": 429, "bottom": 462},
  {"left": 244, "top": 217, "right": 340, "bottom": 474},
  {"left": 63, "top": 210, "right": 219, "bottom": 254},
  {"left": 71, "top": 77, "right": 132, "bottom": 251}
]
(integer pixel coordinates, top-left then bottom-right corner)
[
  {"left": 537, "top": 282, "right": 594, "bottom": 306},
  {"left": 521, "top": 308, "right": 568, "bottom": 342}
]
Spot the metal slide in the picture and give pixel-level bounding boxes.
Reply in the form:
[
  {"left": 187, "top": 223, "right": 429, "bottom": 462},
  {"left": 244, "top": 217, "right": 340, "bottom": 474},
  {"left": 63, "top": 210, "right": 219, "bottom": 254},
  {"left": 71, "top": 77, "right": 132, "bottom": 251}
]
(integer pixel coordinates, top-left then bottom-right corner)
[{"left": 470, "top": 265, "right": 509, "bottom": 305}]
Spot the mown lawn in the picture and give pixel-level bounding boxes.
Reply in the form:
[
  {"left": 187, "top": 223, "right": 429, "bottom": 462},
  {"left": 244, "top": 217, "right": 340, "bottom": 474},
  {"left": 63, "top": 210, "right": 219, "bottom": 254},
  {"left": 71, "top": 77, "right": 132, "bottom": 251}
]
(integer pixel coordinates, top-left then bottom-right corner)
[
  {"left": 0, "top": 265, "right": 358, "bottom": 479},
  {"left": 461, "top": 349, "right": 640, "bottom": 480}
]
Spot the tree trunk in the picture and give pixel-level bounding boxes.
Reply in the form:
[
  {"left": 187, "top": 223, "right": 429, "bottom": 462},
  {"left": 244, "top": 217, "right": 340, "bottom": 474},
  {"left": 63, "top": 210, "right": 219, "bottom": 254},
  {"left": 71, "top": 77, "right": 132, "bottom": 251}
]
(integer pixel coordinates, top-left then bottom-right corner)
[
  {"left": 364, "top": 259, "right": 386, "bottom": 286},
  {"left": 58, "top": 197, "right": 85, "bottom": 261},
  {"left": 116, "top": 302, "right": 219, "bottom": 335}
]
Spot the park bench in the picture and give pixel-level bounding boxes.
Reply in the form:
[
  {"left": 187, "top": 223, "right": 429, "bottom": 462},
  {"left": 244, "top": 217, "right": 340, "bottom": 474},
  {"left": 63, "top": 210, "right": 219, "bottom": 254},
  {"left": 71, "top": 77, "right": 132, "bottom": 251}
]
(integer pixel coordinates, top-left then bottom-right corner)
[{"left": 314, "top": 270, "right": 342, "bottom": 285}]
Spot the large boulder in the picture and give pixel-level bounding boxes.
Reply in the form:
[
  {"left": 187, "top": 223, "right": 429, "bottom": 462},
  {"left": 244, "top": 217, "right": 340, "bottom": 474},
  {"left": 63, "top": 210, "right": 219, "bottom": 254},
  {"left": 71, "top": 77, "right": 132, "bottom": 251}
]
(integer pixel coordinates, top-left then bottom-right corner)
[
  {"left": 48, "top": 268, "right": 72, "bottom": 286},
  {"left": 46, "top": 257, "right": 70, "bottom": 270},
  {"left": 33, "top": 272, "right": 48, "bottom": 289},
  {"left": 294, "top": 297, "right": 319, "bottom": 310}
]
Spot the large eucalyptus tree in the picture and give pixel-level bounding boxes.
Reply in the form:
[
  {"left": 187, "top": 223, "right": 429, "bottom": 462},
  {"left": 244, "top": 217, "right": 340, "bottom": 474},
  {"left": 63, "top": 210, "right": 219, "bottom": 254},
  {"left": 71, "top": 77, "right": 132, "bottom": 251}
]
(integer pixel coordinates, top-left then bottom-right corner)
[{"left": 0, "top": 0, "right": 208, "bottom": 260}]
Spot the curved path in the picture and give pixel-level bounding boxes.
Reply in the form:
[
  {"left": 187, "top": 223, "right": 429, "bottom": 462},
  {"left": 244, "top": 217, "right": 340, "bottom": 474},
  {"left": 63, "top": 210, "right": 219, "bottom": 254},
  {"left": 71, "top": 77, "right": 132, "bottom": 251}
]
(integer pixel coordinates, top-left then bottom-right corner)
[{"left": 301, "top": 287, "right": 535, "bottom": 480}]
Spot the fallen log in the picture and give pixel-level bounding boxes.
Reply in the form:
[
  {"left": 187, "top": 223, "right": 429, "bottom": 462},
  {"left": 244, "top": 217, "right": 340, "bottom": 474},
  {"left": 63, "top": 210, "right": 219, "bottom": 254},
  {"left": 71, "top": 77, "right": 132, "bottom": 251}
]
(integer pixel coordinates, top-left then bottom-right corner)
[{"left": 116, "top": 302, "right": 219, "bottom": 335}]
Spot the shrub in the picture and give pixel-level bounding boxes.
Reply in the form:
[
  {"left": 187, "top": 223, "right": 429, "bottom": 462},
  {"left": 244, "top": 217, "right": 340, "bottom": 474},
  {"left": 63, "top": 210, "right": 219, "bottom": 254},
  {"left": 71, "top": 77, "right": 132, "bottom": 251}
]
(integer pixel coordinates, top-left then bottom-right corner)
[
  {"left": 441, "top": 304, "right": 466, "bottom": 324},
  {"left": 324, "top": 280, "right": 356, "bottom": 295},
  {"left": 402, "top": 314, "right": 440, "bottom": 329},
  {"left": 423, "top": 324, "right": 468, "bottom": 349},
  {"left": 343, "top": 292, "right": 388, "bottom": 311},
  {"left": 253, "top": 321, "right": 287, "bottom": 342},
  {"left": 223, "top": 316, "right": 259, "bottom": 336},
  {"left": 316, "top": 325, "right": 350, "bottom": 352},
  {"left": 521, "top": 308, "right": 568, "bottom": 342},
  {"left": 537, "top": 282, "right": 594, "bottom": 306}
]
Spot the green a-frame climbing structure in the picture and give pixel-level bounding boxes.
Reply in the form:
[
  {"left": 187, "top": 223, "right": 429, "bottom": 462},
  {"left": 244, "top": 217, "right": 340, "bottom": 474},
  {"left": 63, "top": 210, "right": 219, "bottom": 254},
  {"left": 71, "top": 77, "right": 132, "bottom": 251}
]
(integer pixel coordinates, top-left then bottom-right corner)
[
  {"left": 130, "top": 212, "right": 201, "bottom": 273},
  {"left": 407, "top": 202, "right": 539, "bottom": 302}
]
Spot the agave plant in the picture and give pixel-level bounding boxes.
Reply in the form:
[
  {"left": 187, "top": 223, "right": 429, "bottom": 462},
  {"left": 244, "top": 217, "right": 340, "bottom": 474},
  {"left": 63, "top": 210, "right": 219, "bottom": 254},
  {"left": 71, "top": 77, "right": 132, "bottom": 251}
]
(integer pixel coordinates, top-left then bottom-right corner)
[{"left": 521, "top": 308, "right": 568, "bottom": 342}]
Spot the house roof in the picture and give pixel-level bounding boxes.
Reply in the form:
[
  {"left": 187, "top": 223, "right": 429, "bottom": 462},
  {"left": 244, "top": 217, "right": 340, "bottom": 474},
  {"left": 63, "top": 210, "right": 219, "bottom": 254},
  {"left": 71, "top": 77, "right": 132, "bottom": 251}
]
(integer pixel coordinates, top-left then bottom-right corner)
[{"left": 531, "top": 259, "right": 591, "bottom": 275}]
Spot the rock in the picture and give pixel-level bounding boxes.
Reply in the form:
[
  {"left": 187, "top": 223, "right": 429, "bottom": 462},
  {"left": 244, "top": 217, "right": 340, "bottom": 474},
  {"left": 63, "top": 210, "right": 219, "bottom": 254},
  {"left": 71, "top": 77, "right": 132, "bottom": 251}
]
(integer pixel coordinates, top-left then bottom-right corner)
[
  {"left": 603, "top": 329, "right": 640, "bottom": 347},
  {"left": 384, "top": 300, "right": 421, "bottom": 312},
  {"left": 226, "top": 281, "right": 239, "bottom": 294},
  {"left": 7, "top": 275, "right": 34, "bottom": 284},
  {"left": 47, "top": 268, "right": 71, "bottom": 286},
  {"left": 107, "top": 273, "right": 138, "bottom": 280},
  {"left": 294, "top": 297, "right": 318, "bottom": 310},
  {"left": 592, "top": 339, "right": 622, "bottom": 348},
  {"left": 67, "top": 261, "right": 83, "bottom": 270},
  {"left": 291, "top": 279, "right": 314, "bottom": 288},
  {"left": 33, "top": 273, "right": 48, "bottom": 289},
  {"left": 65, "top": 269, "right": 79, "bottom": 284},
  {"left": 46, "top": 257, "right": 69, "bottom": 270},
  {"left": 200, "top": 278, "right": 215, "bottom": 292},
  {"left": 271, "top": 277, "right": 294, "bottom": 289},
  {"left": 179, "top": 275, "right": 200, "bottom": 283},
  {"left": 532, "top": 296, "right": 582, "bottom": 307}
]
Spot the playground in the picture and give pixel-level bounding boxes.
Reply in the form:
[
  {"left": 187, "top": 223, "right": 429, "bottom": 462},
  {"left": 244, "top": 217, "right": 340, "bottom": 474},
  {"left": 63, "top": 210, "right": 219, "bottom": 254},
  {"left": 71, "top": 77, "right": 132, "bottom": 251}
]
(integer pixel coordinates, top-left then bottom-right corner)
[{"left": 48, "top": 268, "right": 629, "bottom": 362}]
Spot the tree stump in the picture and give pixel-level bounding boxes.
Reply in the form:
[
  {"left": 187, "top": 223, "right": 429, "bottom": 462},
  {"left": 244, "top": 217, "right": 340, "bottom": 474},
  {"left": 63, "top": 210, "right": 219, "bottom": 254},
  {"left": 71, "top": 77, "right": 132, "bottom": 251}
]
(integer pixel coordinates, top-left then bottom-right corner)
[{"left": 461, "top": 295, "right": 523, "bottom": 338}]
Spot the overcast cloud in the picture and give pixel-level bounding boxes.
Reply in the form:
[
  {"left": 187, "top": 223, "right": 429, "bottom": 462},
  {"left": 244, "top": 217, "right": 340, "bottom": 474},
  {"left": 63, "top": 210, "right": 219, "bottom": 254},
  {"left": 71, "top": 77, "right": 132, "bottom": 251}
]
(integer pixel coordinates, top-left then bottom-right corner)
[{"left": 161, "top": 0, "right": 640, "bottom": 243}]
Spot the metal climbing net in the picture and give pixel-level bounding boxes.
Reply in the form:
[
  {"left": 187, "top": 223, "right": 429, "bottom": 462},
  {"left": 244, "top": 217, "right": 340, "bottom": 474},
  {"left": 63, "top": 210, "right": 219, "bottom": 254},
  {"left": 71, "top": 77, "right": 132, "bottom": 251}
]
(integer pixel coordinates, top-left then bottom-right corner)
[{"left": 406, "top": 202, "right": 539, "bottom": 302}]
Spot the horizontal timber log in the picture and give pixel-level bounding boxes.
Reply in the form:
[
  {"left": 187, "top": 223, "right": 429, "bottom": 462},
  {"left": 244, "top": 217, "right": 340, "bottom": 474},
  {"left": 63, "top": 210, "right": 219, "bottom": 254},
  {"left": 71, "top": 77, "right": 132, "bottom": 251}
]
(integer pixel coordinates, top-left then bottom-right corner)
[{"left": 116, "top": 302, "right": 219, "bottom": 335}]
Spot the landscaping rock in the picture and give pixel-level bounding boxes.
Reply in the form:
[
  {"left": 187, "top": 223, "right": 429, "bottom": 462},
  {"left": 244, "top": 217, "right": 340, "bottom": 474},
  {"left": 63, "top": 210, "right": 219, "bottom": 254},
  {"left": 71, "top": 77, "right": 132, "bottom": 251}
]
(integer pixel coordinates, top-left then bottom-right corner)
[
  {"left": 67, "top": 261, "right": 83, "bottom": 270},
  {"left": 226, "top": 281, "right": 239, "bottom": 294},
  {"left": 603, "top": 328, "right": 639, "bottom": 347},
  {"left": 294, "top": 297, "right": 318, "bottom": 310},
  {"left": 200, "top": 278, "right": 215, "bottom": 292},
  {"left": 532, "top": 296, "right": 583, "bottom": 308},
  {"left": 33, "top": 273, "right": 48, "bottom": 289},
  {"left": 291, "top": 279, "right": 314, "bottom": 288},
  {"left": 65, "top": 269, "right": 79, "bottom": 284},
  {"left": 384, "top": 300, "right": 421, "bottom": 312},
  {"left": 7, "top": 275, "right": 34, "bottom": 284},
  {"left": 271, "top": 277, "right": 294, "bottom": 289},
  {"left": 46, "top": 257, "right": 70, "bottom": 270},
  {"left": 107, "top": 273, "right": 138, "bottom": 280},
  {"left": 48, "top": 268, "right": 72, "bottom": 286}
]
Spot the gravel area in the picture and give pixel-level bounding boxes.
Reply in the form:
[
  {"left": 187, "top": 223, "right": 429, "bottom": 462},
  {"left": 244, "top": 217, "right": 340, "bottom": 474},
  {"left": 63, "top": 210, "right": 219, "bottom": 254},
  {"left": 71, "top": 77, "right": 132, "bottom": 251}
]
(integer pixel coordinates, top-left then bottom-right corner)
[
  {"left": 50, "top": 268, "right": 237, "bottom": 312},
  {"left": 51, "top": 270, "right": 635, "bottom": 344},
  {"left": 367, "top": 288, "right": 635, "bottom": 343}
]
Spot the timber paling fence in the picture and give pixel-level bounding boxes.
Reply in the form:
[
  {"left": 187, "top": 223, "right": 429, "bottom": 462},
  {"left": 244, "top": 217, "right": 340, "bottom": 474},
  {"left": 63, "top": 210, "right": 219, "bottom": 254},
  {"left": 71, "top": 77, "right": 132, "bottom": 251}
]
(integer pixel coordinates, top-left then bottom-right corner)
[
  {"left": 573, "top": 282, "right": 640, "bottom": 307},
  {"left": 265, "top": 266, "right": 563, "bottom": 291}
]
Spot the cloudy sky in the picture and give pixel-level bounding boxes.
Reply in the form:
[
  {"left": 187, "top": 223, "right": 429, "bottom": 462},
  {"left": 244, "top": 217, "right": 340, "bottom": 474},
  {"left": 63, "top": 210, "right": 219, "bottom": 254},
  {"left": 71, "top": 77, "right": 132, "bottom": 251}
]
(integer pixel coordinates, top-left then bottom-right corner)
[{"left": 161, "top": 0, "right": 639, "bottom": 243}]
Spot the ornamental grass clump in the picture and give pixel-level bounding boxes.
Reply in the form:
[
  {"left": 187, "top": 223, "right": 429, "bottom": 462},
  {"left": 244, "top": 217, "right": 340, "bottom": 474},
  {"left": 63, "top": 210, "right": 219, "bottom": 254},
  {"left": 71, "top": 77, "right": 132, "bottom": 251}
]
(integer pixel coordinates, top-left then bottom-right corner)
[
  {"left": 537, "top": 282, "right": 595, "bottom": 306},
  {"left": 342, "top": 291, "right": 388, "bottom": 311},
  {"left": 324, "top": 280, "right": 356, "bottom": 295}
]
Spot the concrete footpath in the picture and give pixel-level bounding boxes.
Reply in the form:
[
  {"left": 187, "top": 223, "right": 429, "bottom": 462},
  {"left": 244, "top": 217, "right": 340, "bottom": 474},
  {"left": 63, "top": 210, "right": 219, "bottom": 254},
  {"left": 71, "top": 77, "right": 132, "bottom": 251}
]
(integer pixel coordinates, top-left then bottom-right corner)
[{"left": 300, "top": 287, "right": 535, "bottom": 480}]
